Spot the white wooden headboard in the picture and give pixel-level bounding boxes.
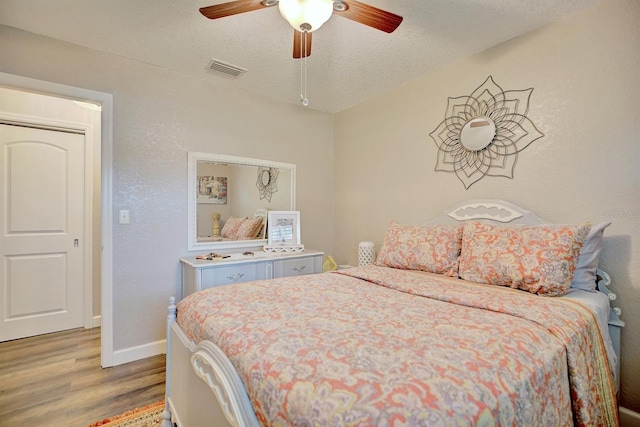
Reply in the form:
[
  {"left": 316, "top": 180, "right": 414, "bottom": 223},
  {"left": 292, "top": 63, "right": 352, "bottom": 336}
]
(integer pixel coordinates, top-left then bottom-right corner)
[{"left": 424, "top": 199, "right": 545, "bottom": 226}]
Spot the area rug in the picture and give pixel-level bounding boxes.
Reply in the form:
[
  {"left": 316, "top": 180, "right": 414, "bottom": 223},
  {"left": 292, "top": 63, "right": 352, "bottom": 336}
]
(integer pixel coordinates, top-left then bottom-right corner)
[{"left": 87, "top": 400, "right": 166, "bottom": 427}]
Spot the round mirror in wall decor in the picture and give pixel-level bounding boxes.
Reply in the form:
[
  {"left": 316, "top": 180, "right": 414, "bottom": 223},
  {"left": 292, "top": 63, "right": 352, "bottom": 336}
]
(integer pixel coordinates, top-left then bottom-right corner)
[
  {"left": 460, "top": 116, "right": 496, "bottom": 151},
  {"left": 429, "top": 76, "right": 544, "bottom": 189}
]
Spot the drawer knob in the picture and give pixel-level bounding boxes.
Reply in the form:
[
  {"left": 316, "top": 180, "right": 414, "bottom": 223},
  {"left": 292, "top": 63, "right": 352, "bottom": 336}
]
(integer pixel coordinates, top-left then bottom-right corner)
[
  {"left": 226, "top": 273, "right": 245, "bottom": 281},
  {"left": 292, "top": 265, "right": 306, "bottom": 273}
]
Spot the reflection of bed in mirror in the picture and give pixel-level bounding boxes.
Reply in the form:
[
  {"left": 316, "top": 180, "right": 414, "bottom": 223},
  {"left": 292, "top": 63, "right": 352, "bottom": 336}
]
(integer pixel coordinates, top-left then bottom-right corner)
[
  {"left": 197, "top": 208, "right": 267, "bottom": 243},
  {"left": 188, "top": 152, "right": 296, "bottom": 252}
]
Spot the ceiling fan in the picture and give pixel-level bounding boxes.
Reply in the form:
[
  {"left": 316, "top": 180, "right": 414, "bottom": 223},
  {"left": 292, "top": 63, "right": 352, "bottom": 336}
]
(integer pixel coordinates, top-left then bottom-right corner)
[{"left": 199, "top": 0, "right": 403, "bottom": 59}]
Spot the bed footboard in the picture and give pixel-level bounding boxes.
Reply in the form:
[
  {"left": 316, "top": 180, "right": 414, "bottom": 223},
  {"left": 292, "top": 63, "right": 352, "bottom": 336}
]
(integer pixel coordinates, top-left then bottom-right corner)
[
  {"left": 162, "top": 297, "right": 260, "bottom": 427},
  {"left": 191, "top": 340, "right": 260, "bottom": 426}
]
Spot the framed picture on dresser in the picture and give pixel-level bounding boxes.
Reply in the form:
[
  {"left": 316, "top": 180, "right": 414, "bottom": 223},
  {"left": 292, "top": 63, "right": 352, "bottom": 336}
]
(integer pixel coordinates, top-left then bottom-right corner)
[{"left": 267, "top": 211, "right": 300, "bottom": 246}]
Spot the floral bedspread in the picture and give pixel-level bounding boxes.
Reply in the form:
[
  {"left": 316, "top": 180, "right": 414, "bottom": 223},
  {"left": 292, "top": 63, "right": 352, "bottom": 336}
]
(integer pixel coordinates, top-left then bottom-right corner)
[{"left": 177, "top": 265, "right": 618, "bottom": 426}]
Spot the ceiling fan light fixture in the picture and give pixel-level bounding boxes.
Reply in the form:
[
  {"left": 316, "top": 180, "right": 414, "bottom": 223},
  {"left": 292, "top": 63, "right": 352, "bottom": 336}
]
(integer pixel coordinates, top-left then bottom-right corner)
[
  {"left": 332, "top": 0, "right": 347, "bottom": 12},
  {"left": 278, "top": 0, "right": 333, "bottom": 32}
]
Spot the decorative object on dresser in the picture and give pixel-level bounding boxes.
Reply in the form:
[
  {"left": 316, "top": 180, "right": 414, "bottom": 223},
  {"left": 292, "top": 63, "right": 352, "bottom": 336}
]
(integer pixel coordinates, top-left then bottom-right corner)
[
  {"left": 180, "top": 249, "right": 324, "bottom": 296},
  {"left": 162, "top": 199, "right": 623, "bottom": 427},
  {"left": 429, "top": 76, "right": 545, "bottom": 189},
  {"left": 188, "top": 152, "right": 296, "bottom": 252},
  {"left": 357, "top": 241, "right": 376, "bottom": 266},
  {"left": 263, "top": 210, "right": 304, "bottom": 253},
  {"left": 211, "top": 212, "right": 221, "bottom": 237}
]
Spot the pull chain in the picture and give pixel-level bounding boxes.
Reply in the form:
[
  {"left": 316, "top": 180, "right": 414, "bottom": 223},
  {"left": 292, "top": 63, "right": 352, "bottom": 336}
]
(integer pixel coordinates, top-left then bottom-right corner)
[{"left": 299, "top": 27, "right": 310, "bottom": 107}]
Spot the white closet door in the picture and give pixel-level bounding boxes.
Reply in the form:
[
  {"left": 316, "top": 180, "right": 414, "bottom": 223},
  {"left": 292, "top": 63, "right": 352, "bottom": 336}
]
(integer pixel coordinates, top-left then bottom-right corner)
[{"left": 0, "top": 124, "right": 85, "bottom": 341}]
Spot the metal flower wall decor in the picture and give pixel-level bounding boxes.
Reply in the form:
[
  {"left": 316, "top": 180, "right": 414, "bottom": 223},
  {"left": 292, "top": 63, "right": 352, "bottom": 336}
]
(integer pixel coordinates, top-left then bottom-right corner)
[
  {"left": 429, "top": 76, "right": 544, "bottom": 189},
  {"left": 256, "top": 167, "right": 279, "bottom": 202}
]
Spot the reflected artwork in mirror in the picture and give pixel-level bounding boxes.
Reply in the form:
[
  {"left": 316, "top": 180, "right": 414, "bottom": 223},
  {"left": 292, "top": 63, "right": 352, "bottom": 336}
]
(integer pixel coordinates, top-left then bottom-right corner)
[
  {"left": 188, "top": 152, "right": 296, "bottom": 251},
  {"left": 429, "top": 76, "right": 544, "bottom": 189}
]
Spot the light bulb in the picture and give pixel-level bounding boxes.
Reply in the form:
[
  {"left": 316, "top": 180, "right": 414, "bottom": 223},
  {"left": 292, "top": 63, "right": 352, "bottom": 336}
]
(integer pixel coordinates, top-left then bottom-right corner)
[{"left": 279, "top": 0, "right": 334, "bottom": 32}]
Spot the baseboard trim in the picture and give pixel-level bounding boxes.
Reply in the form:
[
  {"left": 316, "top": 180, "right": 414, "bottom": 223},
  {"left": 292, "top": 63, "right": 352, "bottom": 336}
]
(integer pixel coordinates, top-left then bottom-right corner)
[
  {"left": 111, "top": 339, "right": 166, "bottom": 366},
  {"left": 92, "top": 315, "right": 101, "bottom": 328},
  {"left": 621, "top": 406, "right": 640, "bottom": 427}
]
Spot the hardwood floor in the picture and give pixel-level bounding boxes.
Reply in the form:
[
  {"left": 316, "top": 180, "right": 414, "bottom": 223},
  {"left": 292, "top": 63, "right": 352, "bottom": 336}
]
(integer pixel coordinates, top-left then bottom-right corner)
[{"left": 0, "top": 327, "right": 166, "bottom": 426}]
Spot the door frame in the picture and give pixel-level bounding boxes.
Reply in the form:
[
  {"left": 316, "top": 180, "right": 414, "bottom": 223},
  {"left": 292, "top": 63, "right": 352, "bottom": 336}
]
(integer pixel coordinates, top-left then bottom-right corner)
[{"left": 0, "top": 72, "right": 115, "bottom": 367}]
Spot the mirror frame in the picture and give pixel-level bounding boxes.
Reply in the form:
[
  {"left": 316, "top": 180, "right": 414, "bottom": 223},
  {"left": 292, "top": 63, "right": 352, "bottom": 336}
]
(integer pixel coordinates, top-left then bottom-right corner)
[{"left": 188, "top": 152, "right": 296, "bottom": 252}]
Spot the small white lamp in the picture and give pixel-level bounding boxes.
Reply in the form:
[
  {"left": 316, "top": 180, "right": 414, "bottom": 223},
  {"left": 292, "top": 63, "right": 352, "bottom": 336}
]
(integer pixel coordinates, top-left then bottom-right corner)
[{"left": 358, "top": 241, "right": 376, "bottom": 266}]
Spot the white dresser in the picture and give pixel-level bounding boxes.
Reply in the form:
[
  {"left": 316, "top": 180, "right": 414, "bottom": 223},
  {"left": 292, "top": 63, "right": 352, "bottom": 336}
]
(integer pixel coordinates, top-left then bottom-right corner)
[{"left": 181, "top": 250, "right": 324, "bottom": 296}]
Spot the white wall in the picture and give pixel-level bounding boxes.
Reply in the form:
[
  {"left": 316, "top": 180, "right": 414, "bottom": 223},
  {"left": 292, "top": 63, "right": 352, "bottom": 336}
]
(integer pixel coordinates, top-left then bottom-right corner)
[
  {"left": 0, "top": 24, "right": 334, "bottom": 355},
  {"left": 334, "top": 0, "right": 639, "bottom": 412}
]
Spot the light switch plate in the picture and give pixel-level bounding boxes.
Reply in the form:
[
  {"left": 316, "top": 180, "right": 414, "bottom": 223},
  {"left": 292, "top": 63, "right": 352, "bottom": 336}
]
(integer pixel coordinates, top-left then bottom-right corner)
[{"left": 118, "top": 209, "right": 130, "bottom": 224}]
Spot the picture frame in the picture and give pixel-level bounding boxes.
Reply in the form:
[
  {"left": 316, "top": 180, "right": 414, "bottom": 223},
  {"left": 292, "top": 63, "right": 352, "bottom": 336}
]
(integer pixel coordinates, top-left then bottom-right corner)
[
  {"left": 197, "top": 176, "right": 227, "bottom": 204},
  {"left": 267, "top": 211, "right": 301, "bottom": 247}
]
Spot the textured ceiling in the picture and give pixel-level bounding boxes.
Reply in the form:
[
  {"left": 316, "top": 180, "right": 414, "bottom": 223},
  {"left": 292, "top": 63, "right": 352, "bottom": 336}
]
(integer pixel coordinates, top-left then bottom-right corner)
[{"left": 0, "top": 0, "right": 600, "bottom": 113}]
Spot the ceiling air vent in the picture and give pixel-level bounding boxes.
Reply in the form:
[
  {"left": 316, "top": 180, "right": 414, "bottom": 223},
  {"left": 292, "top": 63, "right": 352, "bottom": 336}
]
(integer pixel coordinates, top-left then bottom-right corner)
[{"left": 206, "top": 59, "right": 247, "bottom": 79}]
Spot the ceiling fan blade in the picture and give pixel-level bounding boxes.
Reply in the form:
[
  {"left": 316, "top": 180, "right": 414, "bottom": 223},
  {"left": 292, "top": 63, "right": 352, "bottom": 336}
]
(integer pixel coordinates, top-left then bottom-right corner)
[
  {"left": 199, "top": 0, "right": 269, "bottom": 20},
  {"left": 293, "top": 30, "right": 313, "bottom": 59},
  {"left": 336, "top": 0, "right": 403, "bottom": 33}
]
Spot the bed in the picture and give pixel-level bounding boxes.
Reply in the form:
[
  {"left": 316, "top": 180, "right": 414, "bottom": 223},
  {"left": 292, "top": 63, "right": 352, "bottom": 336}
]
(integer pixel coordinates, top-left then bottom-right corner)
[{"left": 161, "top": 200, "right": 624, "bottom": 427}]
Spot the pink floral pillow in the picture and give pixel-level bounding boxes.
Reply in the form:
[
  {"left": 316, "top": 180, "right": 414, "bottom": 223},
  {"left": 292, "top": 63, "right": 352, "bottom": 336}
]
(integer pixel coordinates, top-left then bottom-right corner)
[
  {"left": 375, "top": 222, "right": 463, "bottom": 276},
  {"left": 220, "top": 216, "right": 247, "bottom": 239},
  {"left": 459, "top": 221, "right": 591, "bottom": 296},
  {"left": 236, "top": 217, "right": 263, "bottom": 239}
]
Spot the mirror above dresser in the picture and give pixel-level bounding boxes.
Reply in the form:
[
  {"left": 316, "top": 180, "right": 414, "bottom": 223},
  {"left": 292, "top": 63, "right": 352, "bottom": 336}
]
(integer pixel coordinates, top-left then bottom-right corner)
[{"left": 187, "top": 152, "right": 296, "bottom": 252}]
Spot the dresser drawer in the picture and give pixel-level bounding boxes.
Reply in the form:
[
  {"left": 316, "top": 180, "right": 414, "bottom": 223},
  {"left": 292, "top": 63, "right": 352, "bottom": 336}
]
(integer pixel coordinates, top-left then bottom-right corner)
[
  {"left": 201, "top": 264, "right": 257, "bottom": 288},
  {"left": 181, "top": 250, "right": 324, "bottom": 297},
  {"left": 274, "top": 256, "right": 319, "bottom": 278}
]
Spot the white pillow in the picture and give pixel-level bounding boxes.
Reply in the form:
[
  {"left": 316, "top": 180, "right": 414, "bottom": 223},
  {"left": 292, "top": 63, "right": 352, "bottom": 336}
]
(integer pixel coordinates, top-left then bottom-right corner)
[{"left": 570, "top": 221, "right": 611, "bottom": 291}]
